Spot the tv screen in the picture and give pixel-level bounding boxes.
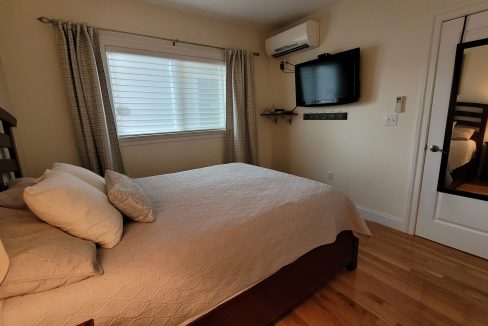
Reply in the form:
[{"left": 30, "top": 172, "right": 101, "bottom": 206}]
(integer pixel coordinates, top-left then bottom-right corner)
[{"left": 295, "top": 48, "right": 360, "bottom": 107}]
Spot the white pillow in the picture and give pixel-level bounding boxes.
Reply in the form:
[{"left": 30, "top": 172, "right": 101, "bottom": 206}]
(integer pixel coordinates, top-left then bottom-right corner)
[
  {"left": 24, "top": 169, "right": 123, "bottom": 248},
  {"left": 0, "top": 239, "right": 8, "bottom": 285},
  {"left": 452, "top": 126, "right": 476, "bottom": 140},
  {"left": 52, "top": 162, "right": 106, "bottom": 193}
]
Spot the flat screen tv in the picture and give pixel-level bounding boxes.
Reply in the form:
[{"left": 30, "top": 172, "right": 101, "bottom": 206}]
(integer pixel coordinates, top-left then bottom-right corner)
[{"left": 295, "top": 48, "right": 360, "bottom": 107}]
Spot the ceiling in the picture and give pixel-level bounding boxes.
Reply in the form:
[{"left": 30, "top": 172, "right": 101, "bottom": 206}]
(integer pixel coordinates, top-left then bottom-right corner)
[{"left": 145, "top": 0, "right": 339, "bottom": 29}]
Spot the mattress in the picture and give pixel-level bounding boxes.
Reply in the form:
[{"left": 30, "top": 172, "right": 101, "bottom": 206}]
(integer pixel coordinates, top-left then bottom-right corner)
[
  {"left": 448, "top": 139, "right": 477, "bottom": 172},
  {"left": 1, "top": 163, "right": 370, "bottom": 326}
]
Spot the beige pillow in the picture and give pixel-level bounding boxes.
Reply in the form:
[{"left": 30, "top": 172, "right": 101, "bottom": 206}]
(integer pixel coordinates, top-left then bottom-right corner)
[
  {"left": 105, "top": 170, "right": 154, "bottom": 223},
  {"left": 53, "top": 162, "right": 106, "bottom": 193},
  {"left": 0, "top": 239, "right": 8, "bottom": 285},
  {"left": 0, "top": 207, "right": 102, "bottom": 299},
  {"left": 0, "top": 177, "right": 35, "bottom": 209},
  {"left": 8, "top": 177, "right": 36, "bottom": 188},
  {"left": 0, "top": 188, "right": 26, "bottom": 209},
  {"left": 24, "top": 169, "right": 123, "bottom": 248},
  {"left": 452, "top": 126, "right": 476, "bottom": 140}
]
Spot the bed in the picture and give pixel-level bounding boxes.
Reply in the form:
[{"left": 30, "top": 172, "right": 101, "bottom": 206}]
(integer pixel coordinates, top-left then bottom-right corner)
[
  {"left": 446, "top": 139, "right": 477, "bottom": 185},
  {"left": 0, "top": 107, "right": 370, "bottom": 325}
]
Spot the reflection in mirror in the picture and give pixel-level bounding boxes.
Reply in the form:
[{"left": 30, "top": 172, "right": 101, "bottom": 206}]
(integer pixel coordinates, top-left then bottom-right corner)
[{"left": 439, "top": 40, "right": 488, "bottom": 200}]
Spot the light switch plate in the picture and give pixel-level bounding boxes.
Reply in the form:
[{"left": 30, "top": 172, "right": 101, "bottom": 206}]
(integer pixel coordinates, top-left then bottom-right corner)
[{"left": 385, "top": 113, "right": 398, "bottom": 126}]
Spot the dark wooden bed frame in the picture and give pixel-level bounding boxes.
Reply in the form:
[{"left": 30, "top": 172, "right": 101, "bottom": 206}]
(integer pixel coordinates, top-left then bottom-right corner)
[
  {"left": 0, "top": 106, "right": 359, "bottom": 325},
  {"left": 0, "top": 106, "right": 22, "bottom": 189},
  {"left": 193, "top": 232, "right": 358, "bottom": 325}
]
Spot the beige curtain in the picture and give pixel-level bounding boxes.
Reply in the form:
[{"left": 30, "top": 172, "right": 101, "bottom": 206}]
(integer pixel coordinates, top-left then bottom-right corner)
[
  {"left": 224, "top": 49, "right": 258, "bottom": 165},
  {"left": 54, "top": 21, "right": 124, "bottom": 175}
]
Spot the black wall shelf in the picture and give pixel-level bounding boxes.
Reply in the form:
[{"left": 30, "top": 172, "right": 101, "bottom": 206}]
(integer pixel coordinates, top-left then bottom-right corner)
[{"left": 260, "top": 111, "right": 298, "bottom": 124}]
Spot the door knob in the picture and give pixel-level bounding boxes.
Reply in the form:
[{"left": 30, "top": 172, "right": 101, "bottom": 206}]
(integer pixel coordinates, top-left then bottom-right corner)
[{"left": 429, "top": 145, "right": 448, "bottom": 153}]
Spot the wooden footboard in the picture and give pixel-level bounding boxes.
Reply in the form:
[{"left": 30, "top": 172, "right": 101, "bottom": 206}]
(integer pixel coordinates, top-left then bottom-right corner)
[{"left": 192, "top": 230, "right": 359, "bottom": 326}]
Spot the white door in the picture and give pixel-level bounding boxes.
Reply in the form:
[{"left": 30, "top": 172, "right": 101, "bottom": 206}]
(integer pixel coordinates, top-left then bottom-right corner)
[{"left": 416, "top": 11, "right": 488, "bottom": 259}]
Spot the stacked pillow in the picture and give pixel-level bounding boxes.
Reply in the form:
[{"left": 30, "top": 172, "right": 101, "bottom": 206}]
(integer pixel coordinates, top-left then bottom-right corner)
[
  {"left": 22, "top": 163, "right": 155, "bottom": 248},
  {"left": 0, "top": 177, "right": 35, "bottom": 209},
  {"left": 52, "top": 162, "right": 107, "bottom": 193},
  {"left": 0, "top": 162, "right": 155, "bottom": 299},
  {"left": 51, "top": 163, "right": 155, "bottom": 223},
  {"left": 0, "top": 207, "right": 102, "bottom": 299},
  {"left": 24, "top": 166, "right": 123, "bottom": 248}
]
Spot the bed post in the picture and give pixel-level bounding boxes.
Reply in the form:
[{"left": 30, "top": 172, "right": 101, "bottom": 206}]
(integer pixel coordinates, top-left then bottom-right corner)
[
  {"left": 0, "top": 107, "right": 22, "bottom": 190},
  {"left": 346, "top": 234, "right": 359, "bottom": 271}
]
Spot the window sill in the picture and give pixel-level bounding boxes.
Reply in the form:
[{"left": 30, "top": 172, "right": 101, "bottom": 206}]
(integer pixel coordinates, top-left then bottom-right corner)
[{"left": 118, "top": 129, "right": 225, "bottom": 147}]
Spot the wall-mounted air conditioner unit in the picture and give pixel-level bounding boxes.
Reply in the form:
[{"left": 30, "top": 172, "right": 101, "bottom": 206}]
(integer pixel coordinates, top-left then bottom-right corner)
[{"left": 265, "top": 20, "right": 319, "bottom": 58}]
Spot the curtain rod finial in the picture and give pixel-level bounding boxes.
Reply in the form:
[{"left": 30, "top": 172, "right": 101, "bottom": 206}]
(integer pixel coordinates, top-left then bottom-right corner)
[{"left": 37, "top": 16, "right": 52, "bottom": 24}]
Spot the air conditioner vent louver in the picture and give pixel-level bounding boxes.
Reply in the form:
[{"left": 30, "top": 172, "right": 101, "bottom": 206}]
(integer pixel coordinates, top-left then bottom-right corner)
[
  {"left": 265, "top": 20, "right": 319, "bottom": 58},
  {"left": 272, "top": 44, "right": 310, "bottom": 58}
]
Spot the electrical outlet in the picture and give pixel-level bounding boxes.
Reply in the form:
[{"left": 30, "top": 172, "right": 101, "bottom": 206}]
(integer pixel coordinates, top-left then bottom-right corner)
[{"left": 385, "top": 113, "right": 398, "bottom": 126}]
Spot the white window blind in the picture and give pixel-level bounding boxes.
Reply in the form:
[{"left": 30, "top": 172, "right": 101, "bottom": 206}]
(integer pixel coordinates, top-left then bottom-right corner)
[{"left": 105, "top": 48, "right": 225, "bottom": 137}]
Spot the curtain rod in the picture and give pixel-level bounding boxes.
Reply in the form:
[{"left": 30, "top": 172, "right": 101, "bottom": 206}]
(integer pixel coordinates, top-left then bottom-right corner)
[{"left": 37, "top": 16, "right": 260, "bottom": 56}]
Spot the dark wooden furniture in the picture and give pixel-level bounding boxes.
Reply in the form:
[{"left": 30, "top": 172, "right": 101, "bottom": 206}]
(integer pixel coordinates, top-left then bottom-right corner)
[
  {"left": 76, "top": 319, "right": 94, "bottom": 326},
  {"left": 0, "top": 106, "right": 22, "bottom": 190},
  {"left": 278, "top": 221, "right": 488, "bottom": 325},
  {"left": 453, "top": 102, "right": 488, "bottom": 154},
  {"left": 192, "top": 231, "right": 358, "bottom": 325},
  {"left": 0, "top": 106, "right": 360, "bottom": 325}
]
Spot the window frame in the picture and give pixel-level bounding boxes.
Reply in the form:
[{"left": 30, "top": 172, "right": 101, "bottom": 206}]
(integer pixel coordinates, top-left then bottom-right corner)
[{"left": 99, "top": 31, "right": 226, "bottom": 143}]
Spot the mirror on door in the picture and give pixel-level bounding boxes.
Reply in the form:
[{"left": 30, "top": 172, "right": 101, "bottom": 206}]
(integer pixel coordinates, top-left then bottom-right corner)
[{"left": 438, "top": 38, "right": 488, "bottom": 200}]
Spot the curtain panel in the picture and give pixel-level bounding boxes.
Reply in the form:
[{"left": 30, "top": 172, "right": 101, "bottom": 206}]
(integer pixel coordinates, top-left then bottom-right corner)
[
  {"left": 54, "top": 21, "right": 124, "bottom": 175},
  {"left": 224, "top": 49, "right": 259, "bottom": 165}
]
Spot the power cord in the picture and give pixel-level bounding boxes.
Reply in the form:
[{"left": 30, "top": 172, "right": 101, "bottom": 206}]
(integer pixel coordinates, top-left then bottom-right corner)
[{"left": 280, "top": 61, "right": 295, "bottom": 73}]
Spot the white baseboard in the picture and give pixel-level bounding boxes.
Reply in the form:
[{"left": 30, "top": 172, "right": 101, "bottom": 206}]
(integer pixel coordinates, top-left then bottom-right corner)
[{"left": 357, "top": 205, "right": 407, "bottom": 232}]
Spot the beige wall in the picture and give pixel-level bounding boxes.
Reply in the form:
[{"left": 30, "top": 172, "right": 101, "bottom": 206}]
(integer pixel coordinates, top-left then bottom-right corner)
[
  {"left": 1, "top": 0, "right": 481, "bottom": 230},
  {"left": 459, "top": 45, "right": 488, "bottom": 103},
  {"left": 267, "top": 0, "right": 473, "bottom": 230},
  {"left": 0, "top": 54, "right": 26, "bottom": 163},
  {"left": 0, "top": 0, "right": 273, "bottom": 178},
  {"left": 0, "top": 55, "right": 13, "bottom": 111}
]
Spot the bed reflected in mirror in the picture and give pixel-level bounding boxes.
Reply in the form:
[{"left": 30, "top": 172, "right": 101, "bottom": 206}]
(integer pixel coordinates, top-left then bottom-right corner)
[{"left": 438, "top": 39, "right": 488, "bottom": 200}]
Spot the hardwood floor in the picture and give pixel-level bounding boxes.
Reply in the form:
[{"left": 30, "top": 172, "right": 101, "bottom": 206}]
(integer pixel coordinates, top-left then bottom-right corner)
[
  {"left": 456, "top": 182, "right": 488, "bottom": 196},
  {"left": 275, "top": 221, "right": 488, "bottom": 326}
]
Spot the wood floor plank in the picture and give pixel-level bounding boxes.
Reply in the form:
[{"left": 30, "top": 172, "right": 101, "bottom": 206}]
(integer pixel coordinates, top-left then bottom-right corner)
[{"left": 275, "top": 221, "right": 488, "bottom": 326}]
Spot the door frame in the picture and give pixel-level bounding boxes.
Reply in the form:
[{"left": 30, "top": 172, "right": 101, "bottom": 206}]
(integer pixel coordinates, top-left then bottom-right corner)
[{"left": 408, "top": 1, "right": 488, "bottom": 234}]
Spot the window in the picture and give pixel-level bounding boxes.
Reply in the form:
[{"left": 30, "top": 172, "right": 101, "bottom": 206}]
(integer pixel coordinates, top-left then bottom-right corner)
[{"left": 101, "top": 34, "right": 226, "bottom": 138}]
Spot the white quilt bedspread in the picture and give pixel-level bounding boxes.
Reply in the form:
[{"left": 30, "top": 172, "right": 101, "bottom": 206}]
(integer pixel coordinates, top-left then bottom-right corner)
[
  {"left": 448, "top": 139, "right": 477, "bottom": 172},
  {"left": 1, "top": 163, "right": 369, "bottom": 326}
]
